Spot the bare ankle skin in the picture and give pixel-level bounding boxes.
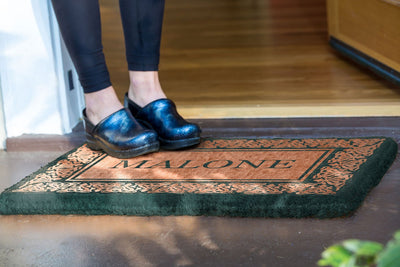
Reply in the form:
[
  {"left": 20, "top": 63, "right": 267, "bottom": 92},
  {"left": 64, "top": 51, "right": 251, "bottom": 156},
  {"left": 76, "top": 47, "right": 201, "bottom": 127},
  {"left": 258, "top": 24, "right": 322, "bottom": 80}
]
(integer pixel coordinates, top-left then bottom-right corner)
[
  {"left": 128, "top": 71, "right": 167, "bottom": 107},
  {"left": 84, "top": 86, "right": 123, "bottom": 125}
]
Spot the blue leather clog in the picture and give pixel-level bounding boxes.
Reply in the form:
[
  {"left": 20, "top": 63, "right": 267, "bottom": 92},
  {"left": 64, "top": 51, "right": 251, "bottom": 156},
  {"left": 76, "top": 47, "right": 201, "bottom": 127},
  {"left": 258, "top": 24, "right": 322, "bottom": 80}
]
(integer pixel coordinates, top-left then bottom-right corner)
[
  {"left": 83, "top": 108, "right": 159, "bottom": 158},
  {"left": 124, "top": 94, "right": 201, "bottom": 150}
]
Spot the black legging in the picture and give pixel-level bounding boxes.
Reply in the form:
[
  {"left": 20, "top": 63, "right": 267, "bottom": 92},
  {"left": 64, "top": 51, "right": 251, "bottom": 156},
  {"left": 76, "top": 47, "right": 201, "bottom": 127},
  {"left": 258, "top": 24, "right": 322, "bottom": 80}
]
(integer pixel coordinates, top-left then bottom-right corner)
[{"left": 51, "top": 0, "right": 165, "bottom": 93}]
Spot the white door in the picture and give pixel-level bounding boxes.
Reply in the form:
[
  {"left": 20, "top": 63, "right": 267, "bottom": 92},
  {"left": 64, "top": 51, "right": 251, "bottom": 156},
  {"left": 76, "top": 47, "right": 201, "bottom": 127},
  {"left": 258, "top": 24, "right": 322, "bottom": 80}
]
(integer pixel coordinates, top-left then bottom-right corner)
[
  {"left": 0, "top": 0, "right": 83, "bottom": 144},
  {"left": 0, "top": 81, "right": 6, "bottom": 149}
]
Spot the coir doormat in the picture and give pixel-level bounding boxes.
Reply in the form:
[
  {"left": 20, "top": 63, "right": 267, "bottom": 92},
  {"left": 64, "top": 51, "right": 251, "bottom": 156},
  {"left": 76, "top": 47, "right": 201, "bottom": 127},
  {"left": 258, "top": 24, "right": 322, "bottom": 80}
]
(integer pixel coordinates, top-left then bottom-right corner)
[{"left": 0, "top": 137, "right": 397, "bottom": 218}]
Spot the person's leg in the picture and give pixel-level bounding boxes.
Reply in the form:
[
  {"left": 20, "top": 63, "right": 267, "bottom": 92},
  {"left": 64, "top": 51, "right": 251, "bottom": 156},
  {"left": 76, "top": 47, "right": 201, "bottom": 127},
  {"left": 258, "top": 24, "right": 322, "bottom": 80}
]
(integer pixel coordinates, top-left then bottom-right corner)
[
  {"left": 120, "top": 0, "right": 201, "bottom": 150},
  {"left": 51, "top": 0, "right": 122, "bottom": 125},
  {"left": 119, "top": 0, "right": 166, "bottom": 107}
]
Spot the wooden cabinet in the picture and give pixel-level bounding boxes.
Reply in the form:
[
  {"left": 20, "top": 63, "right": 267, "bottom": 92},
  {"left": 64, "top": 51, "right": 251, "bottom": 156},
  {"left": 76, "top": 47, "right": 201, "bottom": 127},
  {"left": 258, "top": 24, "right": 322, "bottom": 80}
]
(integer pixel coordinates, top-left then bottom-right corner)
[{"left": 327, "top": 0, "right": 400, "bottom": 85}]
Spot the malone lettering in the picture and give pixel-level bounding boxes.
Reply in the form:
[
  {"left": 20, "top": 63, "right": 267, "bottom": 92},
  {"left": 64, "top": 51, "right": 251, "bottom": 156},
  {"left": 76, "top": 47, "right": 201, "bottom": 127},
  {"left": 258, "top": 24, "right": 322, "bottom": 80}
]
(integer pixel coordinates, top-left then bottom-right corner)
[
  {"left": 234, "top": 160, "right": 269, "bottom": 168},
  {"left": 146, "top": 160, "right": 171, "bottom": 169},
  {"left": 177, "top": 160, "right": 200, "bottom": 169},
  {"left": 269, "top": 160, "right": 296, "bottom": 169},
  {"left": 203, "top": 160, "right": 233, "bottom": 169},
  {"left": 109, "top": 159, "right": 296, "bottom": 169},
  {"left": 110, "top": 160, "right": 149, "bottom": 169}
]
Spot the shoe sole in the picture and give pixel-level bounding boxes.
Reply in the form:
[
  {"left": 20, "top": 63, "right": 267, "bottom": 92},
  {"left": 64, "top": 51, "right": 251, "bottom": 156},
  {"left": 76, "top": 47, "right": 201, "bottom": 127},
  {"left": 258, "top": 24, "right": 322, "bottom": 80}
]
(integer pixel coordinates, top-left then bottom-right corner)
[
  {"left": 86, "top": 135, "right": 160, "bottom": 159},
  {"left": 159, "top": 136, "right": 201, "bottom": 150}
]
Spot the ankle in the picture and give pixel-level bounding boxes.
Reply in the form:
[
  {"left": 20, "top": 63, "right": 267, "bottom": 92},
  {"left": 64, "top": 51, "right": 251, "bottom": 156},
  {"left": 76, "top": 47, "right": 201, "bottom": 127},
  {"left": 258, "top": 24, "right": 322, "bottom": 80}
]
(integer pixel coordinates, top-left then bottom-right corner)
[
  {"left": 128, "top": 84, "right": 167, "bottom": 107},
  {"left": 129, "top": 71, "right": 161, "bottom": 91},
  {"left": 128, "top": 71, "right": 167, "bottom": 107},
  {"left": 84, "top": 86, "right": 123, "bottom": 125},
  {"left": 129, "top": 70, "right": 157, "bottom": 82}
]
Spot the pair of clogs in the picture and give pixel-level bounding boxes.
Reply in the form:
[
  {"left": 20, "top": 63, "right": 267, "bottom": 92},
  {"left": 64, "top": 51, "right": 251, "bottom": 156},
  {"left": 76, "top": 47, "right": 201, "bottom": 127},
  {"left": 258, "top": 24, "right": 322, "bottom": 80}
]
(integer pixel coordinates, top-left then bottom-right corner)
[{"left": 83, "top": 94, "right": 201, "bottom": 158}]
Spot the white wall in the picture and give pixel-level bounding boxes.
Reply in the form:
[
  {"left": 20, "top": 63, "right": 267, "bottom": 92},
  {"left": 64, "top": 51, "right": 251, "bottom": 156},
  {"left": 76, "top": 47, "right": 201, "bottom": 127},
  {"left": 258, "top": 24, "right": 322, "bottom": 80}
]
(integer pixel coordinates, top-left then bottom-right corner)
[
  {"left": 0, "top": 0, "right": 83, "bottom": 140},
  {"left": 0, "top": 79, "right": 6, "bottom": 149}
]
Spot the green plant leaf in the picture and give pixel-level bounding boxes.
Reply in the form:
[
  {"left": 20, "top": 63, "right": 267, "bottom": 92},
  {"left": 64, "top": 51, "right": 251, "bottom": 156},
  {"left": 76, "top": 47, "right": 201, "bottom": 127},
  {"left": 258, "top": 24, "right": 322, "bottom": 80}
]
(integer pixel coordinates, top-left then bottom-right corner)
[
  {"left": 357, "top": 242, "right": 383, "bottom": 257},
  {"left": 357, "top": 242, "right": 383, "bottom": 256},
  {"left": 376, "top": 244, "right": 400, "bottom": 267},
  {"left": 377, "top": 231, "right": 400, "bottom": 267},
  {"left": 393, "top": 230, "right": 400, "bottom": 241},
  {"left": 318, "top": 230, "right": 400, "bottom": 267},
  {"left": 318, "top": 245, "right": 352, "bottom": 267},
  {"left": 343, "top": 256, "right": 358, "bottom": 267},
  {"left": 342, "top": 240, "right": 365, "bottom": 253},
  {"left": 342, "top": 240, "right": 383, "bottom": 256},
  {"left": 319, "top": 240, "right": 383, "bottom": 267},
  {"left": 342, "top": 242, "right": 362, "bottom": 253}
]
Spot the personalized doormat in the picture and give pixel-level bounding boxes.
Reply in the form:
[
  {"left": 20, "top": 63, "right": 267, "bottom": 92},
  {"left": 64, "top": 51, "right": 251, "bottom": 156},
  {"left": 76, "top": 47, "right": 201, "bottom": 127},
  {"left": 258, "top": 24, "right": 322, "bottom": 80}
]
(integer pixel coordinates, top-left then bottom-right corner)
[{"left": 0, "top": 137, "right": 397, "bottom": 218}]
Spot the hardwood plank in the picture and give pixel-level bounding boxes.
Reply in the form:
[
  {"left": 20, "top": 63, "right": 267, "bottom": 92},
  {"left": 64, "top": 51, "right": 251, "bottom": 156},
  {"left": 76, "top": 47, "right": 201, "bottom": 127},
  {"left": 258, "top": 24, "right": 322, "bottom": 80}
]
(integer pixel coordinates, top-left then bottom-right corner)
[
  {"left": 98, "top": 0, "right": 400, "bottom": 117},
  {"left": 177, "top": 104, "right": 400, "bottom": 119}
]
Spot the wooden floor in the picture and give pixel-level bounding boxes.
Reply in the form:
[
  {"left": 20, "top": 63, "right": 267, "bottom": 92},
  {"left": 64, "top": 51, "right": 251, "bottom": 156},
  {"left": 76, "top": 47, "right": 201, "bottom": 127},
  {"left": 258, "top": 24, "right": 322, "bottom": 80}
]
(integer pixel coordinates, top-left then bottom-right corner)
[{"left": 100, "top": 0, "right": 400, "bottom": 118}]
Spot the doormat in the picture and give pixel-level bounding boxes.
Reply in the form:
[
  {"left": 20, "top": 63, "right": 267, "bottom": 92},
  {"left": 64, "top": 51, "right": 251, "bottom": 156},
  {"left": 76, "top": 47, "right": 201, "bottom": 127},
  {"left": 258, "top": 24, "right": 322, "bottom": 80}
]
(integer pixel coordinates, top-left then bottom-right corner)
[{"left": 0, "top": 137, "right": 397, "bottom": 218}]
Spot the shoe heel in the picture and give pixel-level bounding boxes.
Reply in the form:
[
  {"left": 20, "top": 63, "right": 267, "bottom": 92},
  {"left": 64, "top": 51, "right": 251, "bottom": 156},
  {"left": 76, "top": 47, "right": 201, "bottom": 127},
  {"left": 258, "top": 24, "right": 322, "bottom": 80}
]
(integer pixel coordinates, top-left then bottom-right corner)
[{"left": 86, "top": 134, "right": 102, "bottom": 151}]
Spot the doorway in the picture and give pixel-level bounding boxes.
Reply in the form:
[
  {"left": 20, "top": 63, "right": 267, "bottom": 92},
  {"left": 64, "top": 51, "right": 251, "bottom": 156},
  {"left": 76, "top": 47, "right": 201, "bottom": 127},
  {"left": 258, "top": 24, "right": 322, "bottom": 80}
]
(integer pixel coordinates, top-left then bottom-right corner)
[{"left": 100, "top": 0, "right": 400, "bottom": 118}]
